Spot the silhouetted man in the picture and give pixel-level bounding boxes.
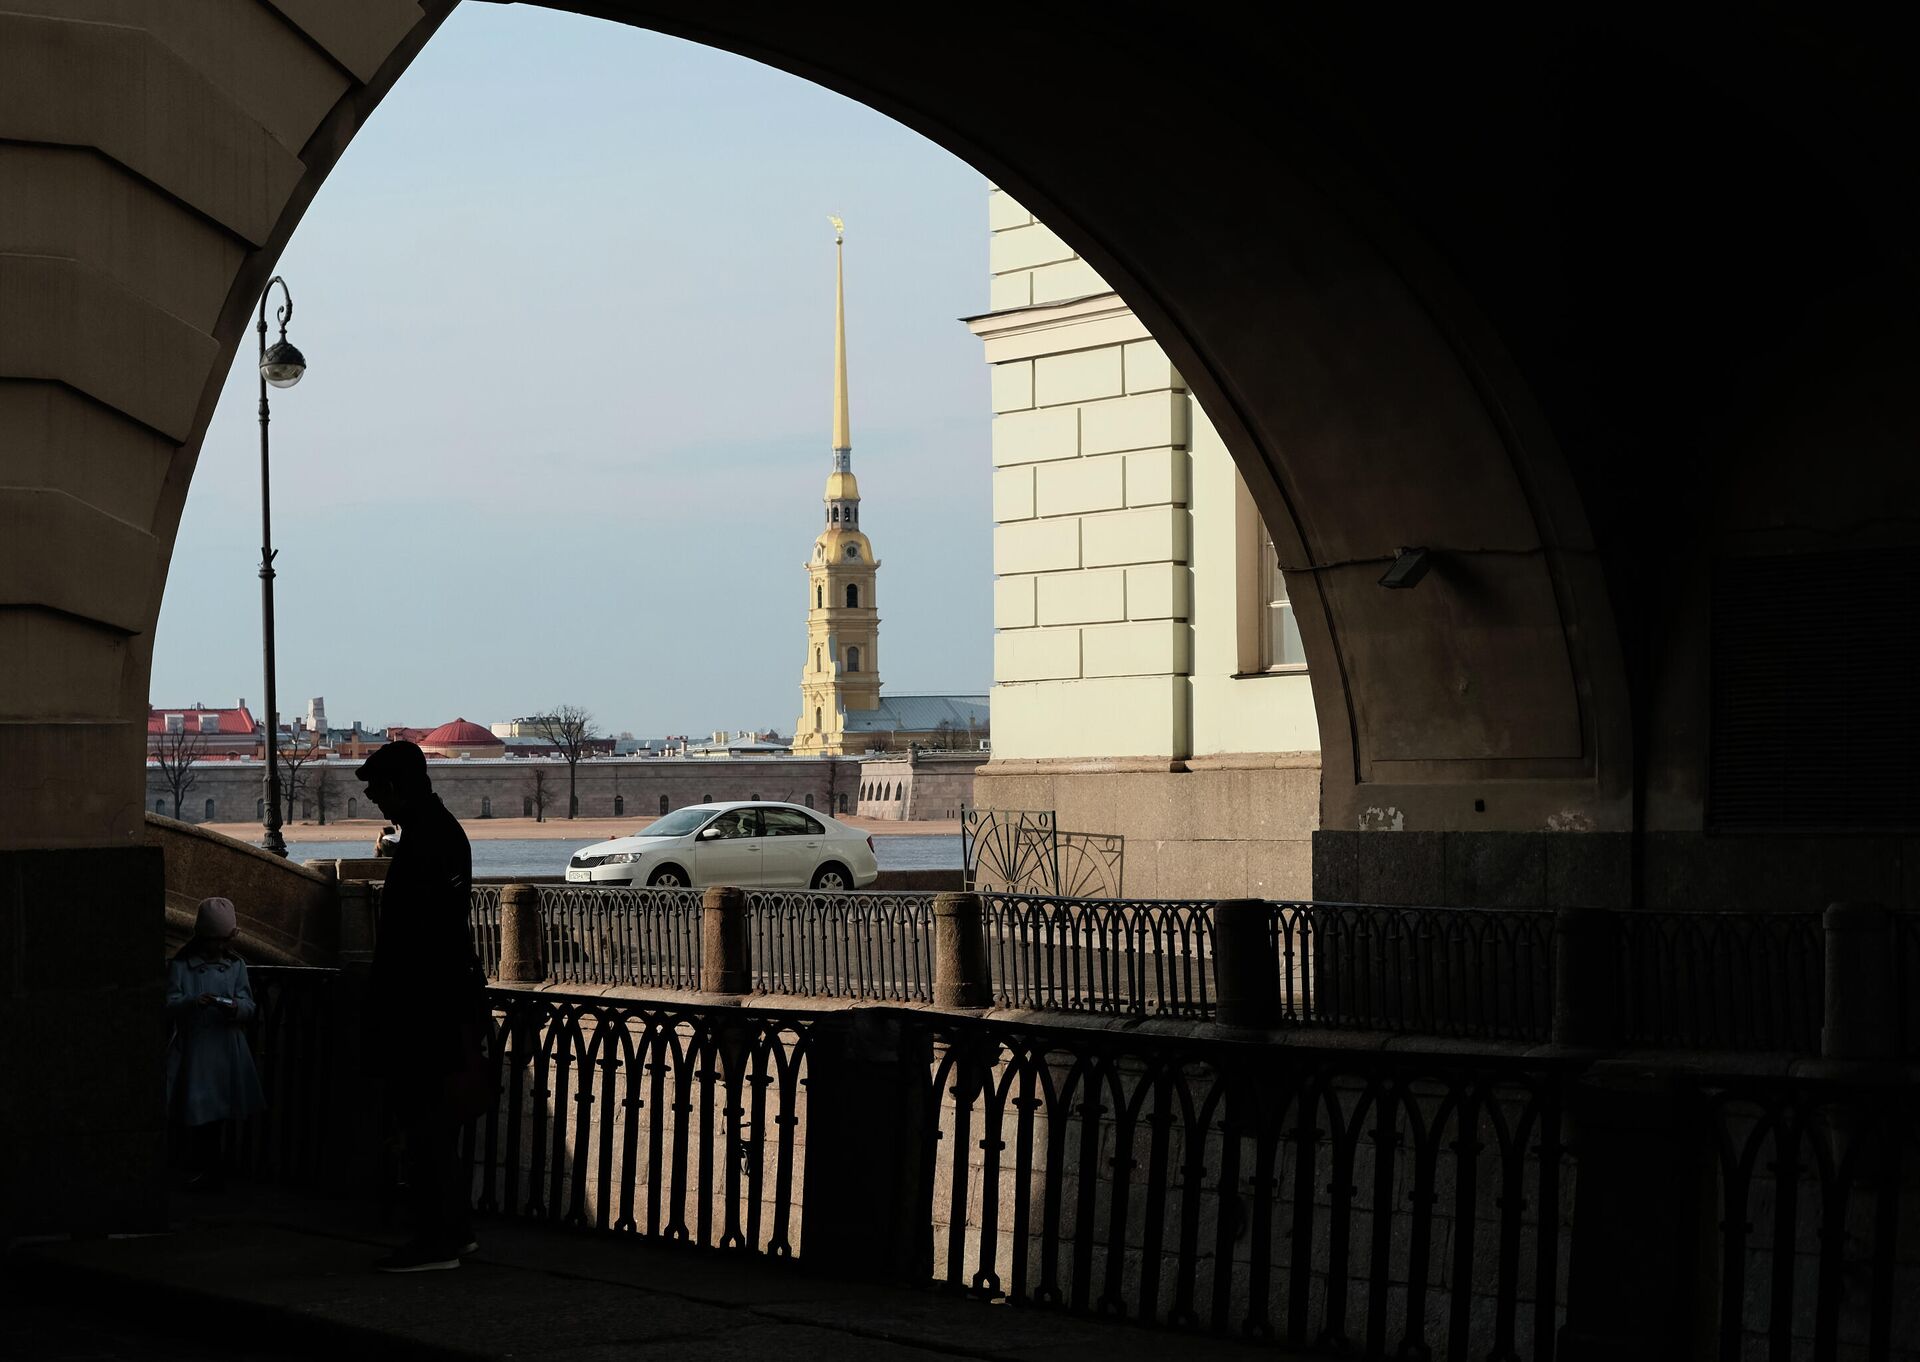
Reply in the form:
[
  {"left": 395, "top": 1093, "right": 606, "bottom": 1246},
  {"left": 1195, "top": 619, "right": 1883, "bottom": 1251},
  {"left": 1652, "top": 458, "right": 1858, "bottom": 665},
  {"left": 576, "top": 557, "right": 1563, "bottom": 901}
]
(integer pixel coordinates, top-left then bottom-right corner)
[{"left": 355, "top": 740, "right": 485, "bottom": 1272}]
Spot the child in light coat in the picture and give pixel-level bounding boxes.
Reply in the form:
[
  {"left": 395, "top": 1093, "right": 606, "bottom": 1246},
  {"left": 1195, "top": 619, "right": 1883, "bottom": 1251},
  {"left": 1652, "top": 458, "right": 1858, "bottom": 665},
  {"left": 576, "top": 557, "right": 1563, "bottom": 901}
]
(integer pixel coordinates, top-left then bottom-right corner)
[{"left": 166, "top": 896, "right": 265, "bottom": 1191}]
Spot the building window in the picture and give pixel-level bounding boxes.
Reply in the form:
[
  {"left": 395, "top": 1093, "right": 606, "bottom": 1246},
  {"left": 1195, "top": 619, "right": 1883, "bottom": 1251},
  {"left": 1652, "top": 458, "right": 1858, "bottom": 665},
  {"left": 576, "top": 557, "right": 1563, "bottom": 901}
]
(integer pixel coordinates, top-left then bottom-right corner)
[
  {"left": 348, "top": 798, "right": 357, "bottom": 818},
  {"left": 256, "top": 798, "right": 265, "bottom": 819},
  {"left": 805, "top": 793, "right": 815, "bottom": 808},
  {"left": 816, "top": 584, "right": 823, "bottom": 609},
  {"left": 832, "top": 507, "right": 839, "bottom": 523},
  {"left": 847, "top": 646, "right": 860, "bottom": 672},
  {"left": 659, "top": 794, "right": 669, "bottom": 815},
  {"left": 481, "top": 797, "right": 492, "bottom": 818},
  {"left": 1238, "top": 480, "right": 1309, "bottom": 674},
  {"left": 815, "top": 706, "right": 822, "bottom": 730},
  {"left": 204, "top": 798, "right": 216, "bottom": 821},
  {"left": 523, "top": 795, "right": 533, "bottom": 817},
  {"left": 846, "top": 584, "right": 859, "bottom": 608},
  {"left": 199, "top": 712, "right": 219, "bottom": 733},
  {"left": 301, "top": 801, "right": 312, "bottom": 820},
  {"left": 155, "top": 799, "right": 165, "bottom": 815},
  {"left": 1259, "top": 521, "right": 1307, "bottom": 669},
  {"left": 837, "top": 793, "right": 848, "bottom": 813},
  {"left": 614, "top": 794, "right": 624, "bottom": 816},
  {"left": 815, "top": 646, "right": 822, "bottom": 672},
  {"left": 165, "top": 713, "right": 184, "bottom": 733},
  {"left": 703, "top": 793, "right": 713, "bottom": 804}
]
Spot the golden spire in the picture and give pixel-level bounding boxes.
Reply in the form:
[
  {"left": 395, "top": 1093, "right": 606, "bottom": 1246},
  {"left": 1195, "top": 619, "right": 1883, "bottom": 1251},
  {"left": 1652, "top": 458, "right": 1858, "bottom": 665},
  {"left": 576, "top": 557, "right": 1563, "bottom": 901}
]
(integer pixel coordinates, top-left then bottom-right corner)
[{"left": 830, "top": 215, "right": 850, "bottom": 456}]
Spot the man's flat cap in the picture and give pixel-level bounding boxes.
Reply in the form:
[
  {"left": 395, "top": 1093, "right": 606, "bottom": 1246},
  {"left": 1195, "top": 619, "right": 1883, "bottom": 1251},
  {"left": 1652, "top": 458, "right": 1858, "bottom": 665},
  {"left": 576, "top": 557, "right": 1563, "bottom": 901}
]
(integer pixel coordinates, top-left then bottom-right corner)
[{"left": 355, "top": 739, "right": 427, "bottom": 785}]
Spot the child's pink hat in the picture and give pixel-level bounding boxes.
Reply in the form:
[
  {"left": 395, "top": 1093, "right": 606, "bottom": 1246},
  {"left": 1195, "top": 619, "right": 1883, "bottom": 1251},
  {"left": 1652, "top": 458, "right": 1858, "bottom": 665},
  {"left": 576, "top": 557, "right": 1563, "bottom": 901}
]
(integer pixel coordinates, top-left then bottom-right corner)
[{"left": 194, "top": 897, "right": 238, "bottom": 940}]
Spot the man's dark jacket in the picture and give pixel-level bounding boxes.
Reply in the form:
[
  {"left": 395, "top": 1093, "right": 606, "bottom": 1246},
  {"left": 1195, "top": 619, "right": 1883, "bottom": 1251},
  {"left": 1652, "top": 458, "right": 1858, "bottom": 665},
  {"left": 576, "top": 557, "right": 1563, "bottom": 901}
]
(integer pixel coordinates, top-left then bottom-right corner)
[{"left": 367, "top": 793, "right": 485, "bottom": 1087}]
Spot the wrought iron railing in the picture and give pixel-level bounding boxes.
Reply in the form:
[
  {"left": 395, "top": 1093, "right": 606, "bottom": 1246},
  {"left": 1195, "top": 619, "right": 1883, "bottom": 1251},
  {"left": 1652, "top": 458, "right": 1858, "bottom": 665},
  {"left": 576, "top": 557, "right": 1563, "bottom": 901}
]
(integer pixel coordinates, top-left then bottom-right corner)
[
  {"left": 229, "top": 981, "right": 1914, "bottom": 1362},
  {"left": 1294, "top": 901, "right": 1557, "bottom": 1041},
  {"left": 447, "top": 884, "right": 1859, "bottom": 1054},
  {"left": 474, "top": 991, "right": 811, "bottom": 1249},
  {"left": 1702, "top": 1074, "right": 1912, "bottom": 1360},
  {"left": 745, "top": 889, "right": 934, "bottom": 1002},
  {"left": 982, "top": 893, "right": 1214, "bottom": 1017},
  {"left": 470, "top": 883, "right": 502, "bottom": 977},
  {"left": 922, "top": 1013, "right": 1577, "bottom": 1359},
  {"left": 534, "top": 885, "right": 704, "bottom": 991},
  {"left": 961, "top": 808, "right": 1125, "bottom": 897},
  {"left": 1615, "top": 911, "right": 1823, "bottom": 1052},
  {"left": 229, "top": 966, "right": 340, "bottom": 1184}
]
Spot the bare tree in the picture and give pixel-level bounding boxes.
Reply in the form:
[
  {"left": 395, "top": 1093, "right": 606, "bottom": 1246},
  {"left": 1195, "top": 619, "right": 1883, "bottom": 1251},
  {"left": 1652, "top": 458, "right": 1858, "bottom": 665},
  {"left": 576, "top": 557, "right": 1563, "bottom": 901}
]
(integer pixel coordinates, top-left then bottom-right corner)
[
  {"left": 310, "top": 764, "right": 335, "bottom": 826},
  {"left": 275, "top": 735, "right": 322, "bottom": 823},
  {"left": 533, "top": 705, "right": 595, "bottom": 819},
  {"left": 153, "top": 721, "right": 208, "bottom": 819},
  {"left": 530, "top": 767, "right": 554, "bottom": 823}
]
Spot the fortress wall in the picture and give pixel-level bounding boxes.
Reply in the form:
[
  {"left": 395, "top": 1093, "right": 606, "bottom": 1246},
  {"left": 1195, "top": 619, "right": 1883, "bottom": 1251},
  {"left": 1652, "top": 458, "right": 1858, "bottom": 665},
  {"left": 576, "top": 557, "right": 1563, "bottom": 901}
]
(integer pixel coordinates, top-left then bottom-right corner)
[{"left": 147, "top": 757, "right": 864, "bottom": 825}]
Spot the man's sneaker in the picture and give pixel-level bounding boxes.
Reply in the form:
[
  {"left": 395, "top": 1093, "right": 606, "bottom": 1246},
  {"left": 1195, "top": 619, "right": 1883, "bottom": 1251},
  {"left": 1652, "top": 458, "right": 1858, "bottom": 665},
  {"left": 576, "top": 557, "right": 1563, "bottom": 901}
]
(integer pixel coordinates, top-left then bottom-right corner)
[
  {"left": 375, "top": 1241, "right": 461, "bottom": 1273},
  {"left": 458, "top": 1238, "right": 480, "bottom": 1257}
]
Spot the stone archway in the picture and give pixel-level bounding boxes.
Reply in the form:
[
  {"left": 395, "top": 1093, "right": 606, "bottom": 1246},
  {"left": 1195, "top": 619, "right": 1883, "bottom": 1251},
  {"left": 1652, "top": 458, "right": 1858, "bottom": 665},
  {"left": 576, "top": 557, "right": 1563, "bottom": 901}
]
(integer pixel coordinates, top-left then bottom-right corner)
[{"left": 3, "top": 3, "right": 1915, "bottom": 1232}]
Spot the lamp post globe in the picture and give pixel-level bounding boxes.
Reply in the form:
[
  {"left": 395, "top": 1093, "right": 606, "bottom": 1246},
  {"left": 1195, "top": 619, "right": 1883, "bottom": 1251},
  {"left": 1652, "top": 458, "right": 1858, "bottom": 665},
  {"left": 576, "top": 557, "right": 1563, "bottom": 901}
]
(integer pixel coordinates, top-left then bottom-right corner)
[{"left": 260, "top": 339, "right": 307, "bottom": 388}]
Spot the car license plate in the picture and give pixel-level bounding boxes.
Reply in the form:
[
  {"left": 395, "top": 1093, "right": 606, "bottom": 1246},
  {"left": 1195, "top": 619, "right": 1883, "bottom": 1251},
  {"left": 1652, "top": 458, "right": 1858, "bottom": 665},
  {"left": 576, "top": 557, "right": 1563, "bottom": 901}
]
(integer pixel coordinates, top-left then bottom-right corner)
[{"left": 566, "top": 868, "right": 590, "bottom": 882}]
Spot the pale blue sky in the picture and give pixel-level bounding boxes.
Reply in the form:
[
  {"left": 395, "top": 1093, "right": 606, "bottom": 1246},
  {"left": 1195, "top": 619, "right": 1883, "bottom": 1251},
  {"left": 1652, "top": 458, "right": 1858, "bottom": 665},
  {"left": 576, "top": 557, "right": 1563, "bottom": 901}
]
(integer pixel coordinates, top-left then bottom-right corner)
[{"left": 152, "top": 4, "right": 992, "bottom": 738}]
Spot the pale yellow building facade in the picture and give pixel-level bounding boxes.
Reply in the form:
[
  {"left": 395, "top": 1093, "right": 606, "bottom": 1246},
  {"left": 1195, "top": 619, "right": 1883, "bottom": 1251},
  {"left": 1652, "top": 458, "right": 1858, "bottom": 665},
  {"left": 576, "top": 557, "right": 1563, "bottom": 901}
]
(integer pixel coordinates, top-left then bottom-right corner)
[{"left": 968, "top": 188, "right": 1322, "bottom": 898}]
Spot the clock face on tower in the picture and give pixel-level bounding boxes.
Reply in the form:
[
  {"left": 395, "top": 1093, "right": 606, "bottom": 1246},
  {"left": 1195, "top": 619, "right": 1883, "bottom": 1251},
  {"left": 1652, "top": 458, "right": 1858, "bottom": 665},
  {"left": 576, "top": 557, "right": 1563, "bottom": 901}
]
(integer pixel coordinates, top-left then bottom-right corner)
[{"left": 845, "top": 545, "right": 860, "bottom": 560}]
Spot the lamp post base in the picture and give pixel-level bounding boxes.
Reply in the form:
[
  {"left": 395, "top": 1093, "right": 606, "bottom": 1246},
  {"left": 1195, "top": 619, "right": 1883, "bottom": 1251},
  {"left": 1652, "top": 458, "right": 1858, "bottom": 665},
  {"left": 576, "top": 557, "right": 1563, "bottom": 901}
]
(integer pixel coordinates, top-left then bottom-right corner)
[{"left": 261, "top": 827, "right": 288, "bottom": 858}]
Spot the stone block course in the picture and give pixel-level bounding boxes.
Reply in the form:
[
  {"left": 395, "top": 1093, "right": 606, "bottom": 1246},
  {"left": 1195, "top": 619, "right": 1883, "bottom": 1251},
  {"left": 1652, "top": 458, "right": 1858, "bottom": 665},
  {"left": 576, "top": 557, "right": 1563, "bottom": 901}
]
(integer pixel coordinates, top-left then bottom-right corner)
[
  {"left": 994, "top": 516, "right": 1080, "bottom": 574},
  {"left": 991, "top": 404, "right": 1079, "bottom": 466},
  {"left": 990, "top": 222, "right": 1076, "bottom": 274},
  {"left": 1081, "top": 391, "right": 1189, "bottom": 455},
  {"left": 1122, "top": 447, "right": 1188, "bottom": 507},
  {"left": 1124, "top": 563, "right": 1190, "bottom": 620},
  {"left": 987, "top": 187, "right": 1033, "bottom": 231},
  {"left": 1035, "top": 452, "right": 1125, "bottom": 517},
  {"left": 990, "top": 360, "right": 1034, "bottom": 412},
  {"left": 989, "top": 271, "right": 1031, "bottom": 311},
  {"left": 1123, "top": 338, "right": 1179, "bottom": 393},
  {"left": 1036, "top": 568, "right": 1126, "bottom": 626},
  {"left": 1081, "top": 620, "right": 1190, "bottom": 678},
  {"left": 992, "top": 465, "right": 1034, "bottom": 521},
  {"left": 1034, "top": 346, "right": 1124, "bottom": 407},
  {"left": 1031, "top": 258, "right": 1109, "bottom": 303},
  {"left": 994, "top": 575, "right": 1036, "bottom": 629},
  {"left": 1082, "top": 505, "right": 1189, "bottom": 567},
  {"left": 995, "top": 627, "right": 1082, "bottom": 683}
]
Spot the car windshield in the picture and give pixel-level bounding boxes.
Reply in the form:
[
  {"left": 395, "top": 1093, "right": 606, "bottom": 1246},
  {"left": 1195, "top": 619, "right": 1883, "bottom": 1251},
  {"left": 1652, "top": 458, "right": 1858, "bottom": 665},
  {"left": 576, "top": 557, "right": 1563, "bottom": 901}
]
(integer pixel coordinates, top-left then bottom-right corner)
[{"left": 634, "top": 807, "right": 716, "bottom": 838}]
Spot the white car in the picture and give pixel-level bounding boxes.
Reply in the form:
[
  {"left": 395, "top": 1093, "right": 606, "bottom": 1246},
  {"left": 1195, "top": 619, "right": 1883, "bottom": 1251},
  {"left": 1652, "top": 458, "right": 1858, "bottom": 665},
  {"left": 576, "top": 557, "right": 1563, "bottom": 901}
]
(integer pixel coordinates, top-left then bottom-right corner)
[{"left": 565, "top": 801, "right": 880, "bottom": 890}]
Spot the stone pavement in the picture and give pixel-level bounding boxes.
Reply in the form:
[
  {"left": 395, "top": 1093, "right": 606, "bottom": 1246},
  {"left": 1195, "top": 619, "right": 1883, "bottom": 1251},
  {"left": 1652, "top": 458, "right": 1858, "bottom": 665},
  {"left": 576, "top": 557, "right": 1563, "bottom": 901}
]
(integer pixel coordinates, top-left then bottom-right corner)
[{"left": 7, "top": 1186, "right": 1293, "bottom": 1361}]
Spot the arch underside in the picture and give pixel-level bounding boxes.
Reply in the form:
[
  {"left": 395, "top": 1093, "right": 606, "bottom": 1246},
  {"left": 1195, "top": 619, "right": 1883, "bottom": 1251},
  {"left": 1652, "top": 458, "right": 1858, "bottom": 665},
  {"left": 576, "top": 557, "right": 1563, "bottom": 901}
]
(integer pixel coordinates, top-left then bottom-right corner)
[
  {"left": 1, "top": 1, "right": 1913, "bottom": 877},
  {"left": 4, "top": 0, "right": 1915, "bottom": 1241}
]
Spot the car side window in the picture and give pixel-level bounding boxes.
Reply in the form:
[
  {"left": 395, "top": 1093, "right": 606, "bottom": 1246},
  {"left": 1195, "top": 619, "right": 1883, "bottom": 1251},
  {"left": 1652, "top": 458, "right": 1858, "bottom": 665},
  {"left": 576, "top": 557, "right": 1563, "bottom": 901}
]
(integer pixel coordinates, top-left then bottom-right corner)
[
  {"left": 707, "top": 810, "right": 761, "bottom": 839},
  {"left": 763, "top": 808, "right": 824, "bottom": 837}
]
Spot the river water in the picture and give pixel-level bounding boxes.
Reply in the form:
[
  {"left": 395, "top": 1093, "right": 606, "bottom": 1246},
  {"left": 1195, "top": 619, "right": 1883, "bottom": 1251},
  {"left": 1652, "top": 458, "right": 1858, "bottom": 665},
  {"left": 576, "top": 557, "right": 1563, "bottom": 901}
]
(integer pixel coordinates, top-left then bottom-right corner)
[{"left": 286, "top": 833, "right": 962, "bottom": 877}]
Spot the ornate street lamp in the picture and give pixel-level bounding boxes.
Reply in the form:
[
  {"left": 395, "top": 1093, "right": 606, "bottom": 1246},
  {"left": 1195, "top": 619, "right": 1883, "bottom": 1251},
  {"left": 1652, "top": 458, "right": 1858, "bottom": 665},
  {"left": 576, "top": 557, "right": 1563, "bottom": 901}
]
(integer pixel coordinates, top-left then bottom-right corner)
[{"left": 256, "top": 275, "right": 306, "bottom": 856}]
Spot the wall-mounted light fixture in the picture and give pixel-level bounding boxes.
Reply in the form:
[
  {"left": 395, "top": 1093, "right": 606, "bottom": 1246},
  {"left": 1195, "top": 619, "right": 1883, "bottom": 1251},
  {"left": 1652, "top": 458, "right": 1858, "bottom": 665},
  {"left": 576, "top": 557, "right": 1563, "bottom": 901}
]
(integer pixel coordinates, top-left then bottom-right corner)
[{"left": 1380, "top": 546, "right": 1432, "bottom": 589}]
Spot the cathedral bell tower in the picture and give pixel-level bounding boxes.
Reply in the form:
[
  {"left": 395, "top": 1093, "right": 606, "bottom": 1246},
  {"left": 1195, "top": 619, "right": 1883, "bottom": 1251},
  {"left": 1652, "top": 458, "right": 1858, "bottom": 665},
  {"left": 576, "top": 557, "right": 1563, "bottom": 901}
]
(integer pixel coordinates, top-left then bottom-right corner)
[{"left": 794, "top": 218, "right": 881, "bottom": 756}]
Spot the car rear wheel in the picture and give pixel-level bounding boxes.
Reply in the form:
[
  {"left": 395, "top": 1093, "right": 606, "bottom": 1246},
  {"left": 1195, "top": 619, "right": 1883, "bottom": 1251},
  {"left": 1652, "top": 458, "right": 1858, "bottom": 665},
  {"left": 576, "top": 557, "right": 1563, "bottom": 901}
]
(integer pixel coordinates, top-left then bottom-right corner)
[
  {"left": 811, "top": 863, "right": 852, "bottom": 891},
  {"left": 648, "top": 864, "right": 690, "bottom": 888}
]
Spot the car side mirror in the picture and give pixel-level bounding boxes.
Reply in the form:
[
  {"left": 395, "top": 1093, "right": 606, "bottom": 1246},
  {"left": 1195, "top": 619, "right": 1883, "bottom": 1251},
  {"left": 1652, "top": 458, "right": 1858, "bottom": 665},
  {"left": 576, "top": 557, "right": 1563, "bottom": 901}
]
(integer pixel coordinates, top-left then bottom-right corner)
[{"left": 698, "top": 826, "right": 720, "bottom": 840}]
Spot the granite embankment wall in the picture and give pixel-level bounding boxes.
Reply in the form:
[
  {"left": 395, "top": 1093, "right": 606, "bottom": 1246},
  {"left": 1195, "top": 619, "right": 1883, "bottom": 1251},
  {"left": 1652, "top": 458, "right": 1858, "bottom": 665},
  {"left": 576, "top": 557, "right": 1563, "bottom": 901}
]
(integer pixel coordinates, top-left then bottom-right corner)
[
  {"left": 149, "top": 756, "right": 867, "bottom": 825},
  {"left": 855, "top": 752, "right": 988, "bottom": 821}
]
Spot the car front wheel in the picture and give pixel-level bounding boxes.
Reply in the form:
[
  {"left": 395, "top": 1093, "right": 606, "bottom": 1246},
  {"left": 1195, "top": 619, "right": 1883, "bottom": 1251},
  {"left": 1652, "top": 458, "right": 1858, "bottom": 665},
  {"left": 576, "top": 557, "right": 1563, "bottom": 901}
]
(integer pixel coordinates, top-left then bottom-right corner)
[
  {"left": 811, "top": 863, "right": 852, "bottom": 891},
  {"left": 648, "top": 864, "right": 690, "bottom": 888}
]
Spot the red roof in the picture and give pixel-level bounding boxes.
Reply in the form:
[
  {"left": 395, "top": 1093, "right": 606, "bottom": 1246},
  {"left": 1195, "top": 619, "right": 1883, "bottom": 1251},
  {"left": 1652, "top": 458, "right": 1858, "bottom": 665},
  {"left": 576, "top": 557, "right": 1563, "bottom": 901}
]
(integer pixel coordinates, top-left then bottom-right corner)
[
  {"left": 148, "top": 705, "right": 256, "bottom": 736},
  {"left": 419, "top": 717, "right": 504, "bottom": 749}
]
